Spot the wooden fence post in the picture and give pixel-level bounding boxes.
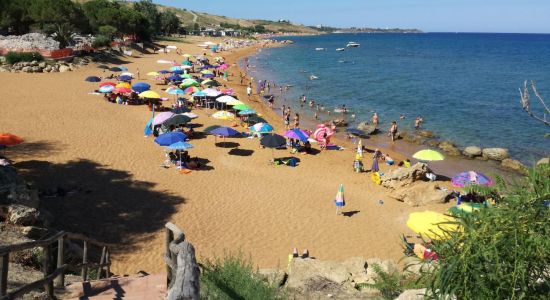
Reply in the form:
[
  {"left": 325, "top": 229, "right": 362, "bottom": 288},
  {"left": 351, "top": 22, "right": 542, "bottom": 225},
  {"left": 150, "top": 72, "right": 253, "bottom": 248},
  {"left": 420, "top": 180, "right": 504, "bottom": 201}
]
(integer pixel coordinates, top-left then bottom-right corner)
[
  {"left": 0, "top": 253, "right": 8, "bottom": 297},
  {"left": 81, "top": 241, "right": 88, "bottom": 281},
  {"left": 42, "top": 245, "right": 54, "bottom": 298},
  {"left": 55, "top": 236, "right": 65, "bottom": 288},
  {"left": 105, "top": 249, "right": 110, "bottom": 278},
  {"left": 97, "top": 246, "right": 106, "bottom": 280}
]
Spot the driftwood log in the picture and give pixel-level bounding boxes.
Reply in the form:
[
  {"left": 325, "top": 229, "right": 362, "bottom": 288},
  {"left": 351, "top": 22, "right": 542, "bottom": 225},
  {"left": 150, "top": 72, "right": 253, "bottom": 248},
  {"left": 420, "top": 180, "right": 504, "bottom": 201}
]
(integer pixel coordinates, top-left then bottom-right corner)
[{"left": 165, "top": 222, "right": 200, "bottom": 300}]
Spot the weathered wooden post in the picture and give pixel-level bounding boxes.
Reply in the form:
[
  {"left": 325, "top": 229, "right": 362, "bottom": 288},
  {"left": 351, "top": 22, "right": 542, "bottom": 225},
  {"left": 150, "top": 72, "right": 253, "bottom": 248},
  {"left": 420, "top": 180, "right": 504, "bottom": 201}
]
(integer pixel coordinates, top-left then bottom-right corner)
[
  {"left": 167, "top": 242, "right": 200, "bottom": 300},
  {"left": 97, "top": 246, "right": 107, "bottom": 280},
  {"left": 42, "top": 245, "right": 54, "bottom": 298},
  {"left": 81, "top": 241, "right": 88, "bottom": 281},
  {"left": 55, "top": 235, "right": 65, "bottom": 288},
  {"left": 0, "top": 253, "right": 9, "bottom": 297}
]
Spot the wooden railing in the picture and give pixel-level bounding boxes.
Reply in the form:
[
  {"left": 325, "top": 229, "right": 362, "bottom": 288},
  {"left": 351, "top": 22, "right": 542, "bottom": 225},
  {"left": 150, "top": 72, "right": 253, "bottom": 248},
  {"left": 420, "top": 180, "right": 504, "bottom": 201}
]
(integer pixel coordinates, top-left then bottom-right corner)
[{"left": 0, "top": 232, "right": 112, "bottom": 300}]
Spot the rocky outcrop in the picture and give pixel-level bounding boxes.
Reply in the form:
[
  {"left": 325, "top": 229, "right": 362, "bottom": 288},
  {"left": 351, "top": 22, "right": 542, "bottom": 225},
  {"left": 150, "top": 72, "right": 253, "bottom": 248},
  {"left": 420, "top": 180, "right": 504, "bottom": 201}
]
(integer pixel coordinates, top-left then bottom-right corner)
[
  {"left": 482, "top": 148, "right": 509, "bottom": 161},
  {"left": 389, "top": 182, "right": 452, "bottom": 207},
  {"left": 356, "top": 122, "right": 377, "bottom": 135},
  {"left": 463, "top": 146, "right": 482, "bottom": 158},
  {"left": 501, "top": 158, "right": 527, "bottom": 174},
  {"left": 258, "top": 268, "right": 287, "bottom": 287},
  {"left": 537, "top": 157, "right": 549, "bottom": 166},
  {"left": 0, "top": 56, "right": 92, "bottom": 74},
  {"left": 0, "top": 166, "right": 39, "bottom": 209},
  {"left": 438, "top": 141, "right": 461, "bottom": 156},
  {"left": 6, "top": 205, "right": 42, "bottom": 226},
  {"left": 396, "top": 289, "right": 427, "bottom": 300},
  {"left": 380, "top": 163, "right": 430, "bottom": 189},
  {"left": 0, "top": 33, "right": 60, "bottom": 50}
]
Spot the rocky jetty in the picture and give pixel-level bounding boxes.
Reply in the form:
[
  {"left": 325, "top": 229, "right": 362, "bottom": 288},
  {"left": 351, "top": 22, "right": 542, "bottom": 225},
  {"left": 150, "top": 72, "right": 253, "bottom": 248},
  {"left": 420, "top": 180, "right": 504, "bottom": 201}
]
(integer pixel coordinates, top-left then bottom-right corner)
[{"left": 462, "top": 146, "right": 482, "bottom": 158}]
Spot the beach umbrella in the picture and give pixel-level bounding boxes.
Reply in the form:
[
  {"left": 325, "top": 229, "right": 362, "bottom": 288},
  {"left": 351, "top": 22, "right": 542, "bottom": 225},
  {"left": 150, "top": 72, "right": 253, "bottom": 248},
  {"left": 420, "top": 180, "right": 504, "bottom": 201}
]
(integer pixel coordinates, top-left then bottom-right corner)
[
  {"left": 451, "top": 171, "right": 494, "bottom": 188},
  {"left": 0, "top": 133, "right": 24, "bottom": 146},
  {"left": 406, "top": 211, "right": 459, "bottom": 240},
  {"left": 116, "top": 82, "right": 131, "bottom": 89},
  {"left": 154, "top": 132, "right": 187, "bottom": 146},
  {"left": 181, "top": 65, "right": 192, "bottom": 70},
  {"left": 260, "top": 134, "right": 286, "bottom": 148},
  {"left": 120, "top": 72, "right": 133, "bottom": 77},
  {"left": 250, "top": 123, "right": 273, "bottom": 133},
  {"left": 157, "top": 60, "right": 172, "bottom": 64},
  {"left": 118, "top": 75, "right": 133, "bottom": 82},
  {"left": 217, "top": 64, "right": 229, "bottom": 70},
  {"left": 114, "top": 87, "right": 132, "bottom": 94},
  {"left": 203, "top": 80, "right": 221, "bottom": 87},
  {"left": 412, "top": 149, "right": 445, "bottom": 161},
  {"left": 216, "top": 95, "right": 236, "bottom": 103},
  {"left": 158, "top": 70, "right": 170, "bottom": 74},
  {"left": 181, "top": 74, "right": 193, "bottom": 79},
  {"left": 180, "top": 79, "right": 200, "bottom": 88},
  {"left": 201, "top": 70, "right": 214, "bottom": 75},
  {"left": 170, "top": 66, "right": 183, "bottom": 72},
  {"left": 357, "top": 139, "right": 363, "bottom": 159},
  {"left": 232, "top": 104, "right": 251, "bottom": 111},
  {"left": 192, "top": 91, "right": 207, "bottom": 97},
  {"left": 203, "top": 125, "right": 221, "bottom": 134},
  {"left": 97, "top": 65, "right": 109, "bottom": 69},
  {"left": 182, "top": 60, "right": 193, "bottom": 66},
  {"left": 110, "top": 67, "right": 122, "bottom": 72},
  {"left": 99, "top": 82, "right": 116, "bottom": 87},
  {"left": 162, "top": 115, "right": 192, "bottom": 129},
  {"left": 166, "top": 141, "right": 193, "bottom": 151},
  {"left": 85, "top": 76, "right": 101, "bottom": 82},
  {"left": 210, "top": 126, "right": 240, "bottom": 137},
  {"left": 226, "top": 98, "right": 243, "bottom": 106},
  {"left": 152, "top": 112, "right": 175, "bottom": 126},
  {"left": 222, "top": 88, "right": 234, "bottom": 95},
  {"left": 171, "top": 69, "right": 184, "bottom": 75},
  {"left": 246, "top": 116, "right": 267, "bottom": 125},
  {"left": 99, "top": 85, "right": 114, "bottom": 93},
  {"left": 334, "top": 184, "right": 346, "bottom": 215},
  {"left": 167, "top": 75, "right": 182, "bottom": 82},
  {"left": 185, "top": 86, "right": 201, "bottom": 94},
  {"left": 238, "top": 109, "right": 257, "bottom": 116},
  {"left": 182, "top": 112, "right": 198, "bottom": 119},
  {"left": 166, "top": 87, "right": 184, "bottom": 95},
  {"left": 205, "top": 90, "right": 222, "bottom": 97},
  {"left": 448, "top": 203, "right": 483, "bottom": 217},
  {"left": 132, "top": 82, "right": 151, "bottom": 93},
  {"left": 139, "top": 90, "right": 161, "bottom": 99},
  {"left": 118, "top": 66, "right": 129, "bottom": 71},
  {"left": 147, "top": 71, "right": 160, "bottom": 76},
  {"left": 285, "top": 128, "right": 310, "bottom": 142},
  {"left": 202, "top": 73, "right": 216, "bottom": 79},
  {"left": 212, "top": 111, "right": 235, "bottom": 120},
  {"left": 183, "top": 54, "right": 193, "bottom": 58},
  {"left": 171, "top": 107, "right": 191, "bottom": 114}
]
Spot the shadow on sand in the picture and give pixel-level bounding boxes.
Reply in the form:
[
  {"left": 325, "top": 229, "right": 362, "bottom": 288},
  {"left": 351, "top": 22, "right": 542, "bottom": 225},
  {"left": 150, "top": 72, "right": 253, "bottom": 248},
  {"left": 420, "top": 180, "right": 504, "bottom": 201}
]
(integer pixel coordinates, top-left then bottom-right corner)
[{"left": 14, "top": 159, "right": 184, "bottom": 248}]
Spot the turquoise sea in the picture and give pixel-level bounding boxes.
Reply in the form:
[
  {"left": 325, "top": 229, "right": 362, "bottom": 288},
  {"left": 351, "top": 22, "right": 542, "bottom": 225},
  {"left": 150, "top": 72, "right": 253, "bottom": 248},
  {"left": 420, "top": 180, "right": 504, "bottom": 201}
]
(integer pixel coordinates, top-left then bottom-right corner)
[{"left": 244, "top": 33, "right": 550, "bottom": 163}]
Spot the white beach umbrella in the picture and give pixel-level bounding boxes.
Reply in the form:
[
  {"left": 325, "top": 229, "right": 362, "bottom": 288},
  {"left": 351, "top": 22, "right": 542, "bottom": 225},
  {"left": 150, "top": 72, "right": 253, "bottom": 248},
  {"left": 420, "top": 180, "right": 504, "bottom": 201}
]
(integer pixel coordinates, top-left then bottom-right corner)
[{"left": 216, "top": 95, "right": 237, "bottom": 103}]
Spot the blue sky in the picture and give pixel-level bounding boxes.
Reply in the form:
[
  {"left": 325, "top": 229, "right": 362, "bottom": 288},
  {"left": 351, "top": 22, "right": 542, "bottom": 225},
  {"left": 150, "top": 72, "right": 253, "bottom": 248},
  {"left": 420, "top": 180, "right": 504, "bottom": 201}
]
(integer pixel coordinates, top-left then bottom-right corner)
[{"left": 153, "top": 0, "right": 550, "bottom": 33}]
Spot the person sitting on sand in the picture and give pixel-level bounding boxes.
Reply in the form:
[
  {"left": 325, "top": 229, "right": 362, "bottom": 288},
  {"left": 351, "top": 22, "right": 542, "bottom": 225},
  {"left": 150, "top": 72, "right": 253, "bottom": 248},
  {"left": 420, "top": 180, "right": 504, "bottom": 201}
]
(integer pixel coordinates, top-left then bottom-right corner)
[{"left": 385, "top": 154, "right": 395, "bottom": 166}]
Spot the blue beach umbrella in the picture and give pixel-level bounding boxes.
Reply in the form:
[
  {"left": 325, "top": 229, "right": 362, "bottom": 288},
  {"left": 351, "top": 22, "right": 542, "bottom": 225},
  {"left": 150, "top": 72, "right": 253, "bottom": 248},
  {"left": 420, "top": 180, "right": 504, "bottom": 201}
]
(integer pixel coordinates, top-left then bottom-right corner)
[
  {"left": 167, "top": 75, "right": 182, "bottom": 82},
  {"left": 167, "top": 88, "right": 185, "bottom": 95},
  {"left": 192, "top": 91, "right": 207, "bottom": 97},
  {"left": 144, "top": 118, "right": 153, "bottom": 136},
  {"left": 171, "top": 69, "right": 184, "bottom": 75},
  {"left": 210, "top": 126, "right": 240, "bottom": 137},
  {"left": 182, "top": 60, "right": 192, "bottom": 66},
  {"left": 159, "top": 70, "right": 170, "bottom": 74},
  {"left": 202, "top": 73, "right": 216, "bottom": 79},
  {"left": 238, "top": 109, "right": 257, "bottom": 116},
  {"left": 118, "top": 66, "right": 129, "bottom": 71},
  {"left": 132, "top": 82, "right": 151, "bottom": 93},
  {"left": 155, "top": 132, "right": 187, "bottom": 146},
  {"left": 118, "top": 75, "right": 132, "bottom": 82},
  {"left": 170, "top": 66, "right": 183, "bottom": 72},
  {"left": 85, "top": 76, "right": 101, "bottom": 82},
  {"left": 250, "top": 123, "right": 274, "bottom": 133},
  {"left": 99, "top": 85, "right": 114, "bottom": 93},
  {"left": 166, "top": 141, "right": 194, "bottom": 151}
]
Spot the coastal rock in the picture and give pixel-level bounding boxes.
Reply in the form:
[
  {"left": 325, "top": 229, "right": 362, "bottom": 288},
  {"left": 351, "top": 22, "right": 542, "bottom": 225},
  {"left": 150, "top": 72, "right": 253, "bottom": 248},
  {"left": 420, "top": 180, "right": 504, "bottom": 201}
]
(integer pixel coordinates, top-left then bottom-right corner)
[
  {"left": 380, "top": 163, "right": 430, "bottom": 189},
  {"left": 396, "top": 289, "right": 428, "bottom": 300},
  {"left": 258, "top": 268, "right": 286, "bottom": 287},
  {"left": 357, "top": 122, "right": 377, "bottom": 135},
  {"left": 38, "top": 62, "right": 46, "bottom": 68},
  {"left": 537, "top": 157, "right": 549, "bottom": 166},
  {"left": 21, "top": 66, "right": 31, "bottom": 73},
  {"left": 0, "top": 166, "right": 39, "bottom": 209},
  {"left": 426, "top": 140, "right": 440, "bottom": 147},
  {"left": 19, "top": 226, "right": 49, "bottom": 239},
  {"left": 482, "top": 148, "right": 509, "bottom": 161},
  {"left": 438, "top": 141, "right": 461, "bottom": 156},
  {"left": 399, "top": 131, "right": 426, "bottom": 145},
  {"left": 463, "top": 146, "right": 482, "bottom": 158},
  {"left": 7, "top": 205, "right": 41, "bottom": 226},
  {"left": 389, "top": 182, "right": 451, "bottom": 207},
  {"left": 418, "top": 130, "right": 435, "bottom": 138},
  {"left": 331, "top": 119, "right": 348, "bottom": 127},
  {"left": 501, "top": 158, "right": 527, "bottom": 174},
  {"left": 58, "top": 65, "right": 70, "bottom": 73}
]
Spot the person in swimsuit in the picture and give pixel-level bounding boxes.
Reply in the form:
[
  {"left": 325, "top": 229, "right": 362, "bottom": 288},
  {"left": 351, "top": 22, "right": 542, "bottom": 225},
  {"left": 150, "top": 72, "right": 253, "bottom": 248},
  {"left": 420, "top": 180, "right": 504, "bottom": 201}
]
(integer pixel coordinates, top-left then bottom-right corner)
[
  {"left": 389, "top": 121, "right": 398, "bottom": 142},
  {"left": 293, "top": 113, "right": 300, "bottom": 128}
]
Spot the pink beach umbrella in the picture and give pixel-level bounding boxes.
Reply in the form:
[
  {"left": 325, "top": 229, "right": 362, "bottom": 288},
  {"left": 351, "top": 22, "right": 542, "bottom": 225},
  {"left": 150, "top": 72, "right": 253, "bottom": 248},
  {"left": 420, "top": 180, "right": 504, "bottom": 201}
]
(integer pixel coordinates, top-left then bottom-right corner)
[{"left": 152, "top": 112, "right": 175, "bottom": 126}]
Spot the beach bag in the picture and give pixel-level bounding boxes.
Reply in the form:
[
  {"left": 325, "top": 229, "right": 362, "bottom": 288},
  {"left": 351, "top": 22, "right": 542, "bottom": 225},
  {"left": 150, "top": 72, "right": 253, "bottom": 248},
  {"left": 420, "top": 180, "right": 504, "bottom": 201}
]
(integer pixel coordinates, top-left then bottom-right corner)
[{"left": 287, "top": 158, "right": 297, "bottom": 167}]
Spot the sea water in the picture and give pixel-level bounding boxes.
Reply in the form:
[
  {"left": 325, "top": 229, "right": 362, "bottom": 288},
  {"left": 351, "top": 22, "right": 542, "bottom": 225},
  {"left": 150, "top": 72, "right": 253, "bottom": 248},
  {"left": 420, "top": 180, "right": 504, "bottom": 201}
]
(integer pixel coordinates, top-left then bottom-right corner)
[{"left": 245, "top": 33, "right": 550, "bottom": 163}]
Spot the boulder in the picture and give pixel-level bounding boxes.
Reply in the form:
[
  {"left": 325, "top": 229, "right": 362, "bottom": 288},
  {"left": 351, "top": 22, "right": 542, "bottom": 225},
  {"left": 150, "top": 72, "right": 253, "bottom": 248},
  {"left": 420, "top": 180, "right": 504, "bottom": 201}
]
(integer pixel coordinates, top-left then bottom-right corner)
[
  {"left": 482, "top": 148, "right": 509, "bottom": 161},
  {"left": 417, "top": 130, "right": 435, "bottom": 138},
  {"left": 426, "top": 140, "right": 440, "bottom": 147},
  {"left": 501, "top": 158, "right": 527, "bottom": 174},
  {"left": 19, "top": 226, "right": 49, "bottom": 239},
  {"left": 43, "top": 66, "right": 52, "bottom": 73},
  {"left": 7, "top": 205, "right": 41, "bottom": 226},
  {"left": 258, "top": 268, "right": 287, "bottom": 287},
  {"left": 396, "top": 289, "right": 427, "bottom": 300},
  {"left": 38, "top": 62, "right": 46, "bottom": 68},
  {"left": 389, "top": 182, "right": 451, "bottom": 206},
  {"left": 399, "top": 131, "right": 427, "bottom": 145},
  {"left": 537, "top": 157, "right": 549, "bottom": 166},
  {"left": 380, "top": 163, "right": 430, "bottom": 189},
  {"left": 31, "top": 66, "right": 41, "bottom": 73},
  {"left": 21, "top": 66, "right": 31, "bottom": 73},
  {"left": 463, "top": 146, "right": 482, "bottom": 158},
  {"left": 0, "top": 166, "right": 39, "bottom": 209},
  {"left": 332, "top": 119, "right": 348, "bottom": 127},
  {"left": 438, "top": 141, "right": 461, "bottom": 156},
  {"left": 357, "top": 122, "right": 377, "bottom": 135},
  {"left": 58, "top": 65, "right": 70, "bottom": 73}
]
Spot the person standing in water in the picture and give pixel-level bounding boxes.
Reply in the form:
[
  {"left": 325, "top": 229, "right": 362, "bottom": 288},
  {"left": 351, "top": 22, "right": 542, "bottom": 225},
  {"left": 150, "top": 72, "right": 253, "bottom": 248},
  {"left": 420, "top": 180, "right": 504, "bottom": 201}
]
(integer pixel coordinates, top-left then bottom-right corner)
[
  {"left": 389, "top": 121, "right": 398, "bottom": 142},
  {"left": 293, "top": 113, "right": 300, "bottom": 129},
  {"left": 372, "top": 113, "right": 379, "bottom": 126}
]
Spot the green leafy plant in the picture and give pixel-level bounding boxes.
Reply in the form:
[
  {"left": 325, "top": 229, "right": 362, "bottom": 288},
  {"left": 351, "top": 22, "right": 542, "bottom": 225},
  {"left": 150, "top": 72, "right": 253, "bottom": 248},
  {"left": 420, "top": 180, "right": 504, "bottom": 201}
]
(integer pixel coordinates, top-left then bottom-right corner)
[
  {"left": 92, "top": 35, "right": 111, "bottom": 48},
  {"left": 425, "top": 164, "right": 550, "bottom": 299},
  {"left": 5, "top": 51, "right": 44, "bottom": 64},
  {"left": 200, "top": 252, "right": 283, "bottom": 300}
]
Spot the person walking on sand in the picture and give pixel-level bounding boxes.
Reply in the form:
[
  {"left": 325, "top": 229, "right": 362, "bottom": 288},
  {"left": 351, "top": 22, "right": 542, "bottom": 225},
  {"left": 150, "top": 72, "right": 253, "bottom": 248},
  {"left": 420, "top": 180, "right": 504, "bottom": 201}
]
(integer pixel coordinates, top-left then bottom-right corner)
[
  {"left": 136, "top": 67, "right": 140, "bottom": 79},
  {"left": 284, "top": 112, "right": 291, "bottom": 130},
  {"left": 389, "top": 121, "right": 398, "bottom": 142},
  {"left": 371, "top": 149, "right": 382, "bottom": 172},
  {"left": 246, "top": 85, "right": 252, "bottom": 98},
  {"left": 372, "top": 112, "right": 379, "bottom": 126},
  {"left": 293, "top": 113, "right": 300, "bottom": 129}
]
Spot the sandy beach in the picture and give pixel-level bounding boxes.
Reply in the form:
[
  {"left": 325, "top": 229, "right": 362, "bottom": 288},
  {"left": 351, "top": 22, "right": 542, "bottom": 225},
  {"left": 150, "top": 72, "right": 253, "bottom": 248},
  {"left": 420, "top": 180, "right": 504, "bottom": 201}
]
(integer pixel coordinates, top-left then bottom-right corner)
[{"left": 0, "top": 36, "right": 455, "bottom": 274}]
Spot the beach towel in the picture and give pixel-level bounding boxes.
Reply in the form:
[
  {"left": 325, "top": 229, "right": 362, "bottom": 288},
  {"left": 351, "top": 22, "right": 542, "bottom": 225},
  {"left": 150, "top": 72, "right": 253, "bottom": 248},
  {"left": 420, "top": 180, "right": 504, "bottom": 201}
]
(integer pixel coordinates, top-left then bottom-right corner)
[
  {"left": 179, "top": 169, "right": 192, "bottom": 174},
  {"left": 326, "top": 145, "right": 344, "bottom": 150}
]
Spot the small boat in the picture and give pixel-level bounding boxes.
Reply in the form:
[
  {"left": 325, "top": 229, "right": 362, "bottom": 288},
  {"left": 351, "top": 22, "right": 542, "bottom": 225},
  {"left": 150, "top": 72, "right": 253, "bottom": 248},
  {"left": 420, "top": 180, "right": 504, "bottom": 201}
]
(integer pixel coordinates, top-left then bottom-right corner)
[
  {"left": 315, "top": 48, "right": 325, "bottom": 51},
  {"left": 336, "top": 48, "right": 345, "bottom": 51},
  {"left": 346, "top": 42, "right": 360, "bottom": 48},
  {"left": 310, "top": 75, "right": 319, "bottom": 80}
]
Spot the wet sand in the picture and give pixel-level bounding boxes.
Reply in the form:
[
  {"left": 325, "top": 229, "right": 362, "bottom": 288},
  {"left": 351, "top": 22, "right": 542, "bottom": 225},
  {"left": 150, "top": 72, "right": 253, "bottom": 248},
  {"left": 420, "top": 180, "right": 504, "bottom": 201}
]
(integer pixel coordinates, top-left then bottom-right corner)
[{"left": 1, "top": 36, "right": 455, "bottom": 274}]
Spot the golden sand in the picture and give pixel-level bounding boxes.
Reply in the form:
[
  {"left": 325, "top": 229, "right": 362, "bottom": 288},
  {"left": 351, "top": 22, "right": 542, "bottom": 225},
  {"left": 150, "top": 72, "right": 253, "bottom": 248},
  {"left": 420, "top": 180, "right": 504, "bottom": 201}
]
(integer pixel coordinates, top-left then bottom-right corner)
[{"left": 0, "top": 36, "right": 452, "bottom": 274}]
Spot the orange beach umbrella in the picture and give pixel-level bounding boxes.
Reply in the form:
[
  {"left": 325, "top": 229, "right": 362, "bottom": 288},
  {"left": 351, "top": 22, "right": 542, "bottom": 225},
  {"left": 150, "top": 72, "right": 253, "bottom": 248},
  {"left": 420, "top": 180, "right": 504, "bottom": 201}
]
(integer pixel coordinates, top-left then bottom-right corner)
[{"left": 0, "top": 133, "right": 24, "bottom": 146}]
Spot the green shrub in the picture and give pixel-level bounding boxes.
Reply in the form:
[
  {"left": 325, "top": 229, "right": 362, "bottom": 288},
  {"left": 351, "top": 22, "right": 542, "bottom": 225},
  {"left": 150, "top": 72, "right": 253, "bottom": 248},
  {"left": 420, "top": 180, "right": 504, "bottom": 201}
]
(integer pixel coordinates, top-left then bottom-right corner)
[
  {"left": 425, "top": 165, "right": 550, "bottom": 299},
  {"left": 357, "top": 263, "right": 428, "bottom": 300},
  {"left": 200, "top": 252, "right": 283, "bottom": 299},
  {"left": 5, "top": 51, "right": 44, "bottom": 65},
  {"left": 92, "top": 35, "right": 111, "bottom": 48}
]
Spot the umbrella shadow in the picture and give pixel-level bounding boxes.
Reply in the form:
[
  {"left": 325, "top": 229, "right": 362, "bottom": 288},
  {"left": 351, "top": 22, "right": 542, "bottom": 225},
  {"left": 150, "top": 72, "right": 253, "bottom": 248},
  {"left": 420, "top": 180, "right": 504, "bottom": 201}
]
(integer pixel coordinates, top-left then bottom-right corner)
[
  {"left": 192, "top": 157, "right": 214, "bottom": 171},
  {"left": 188, "top": 132, "right": 207, "bottom": 140},
  {"left": 215, "top": 142, "right": 240, "bottom": 148},
  {"left": 342, "top": 210, "right": 360, "bottom": 217},
  {"left": 228, "top": 149, "right": 254, "bottom": 157},
  {"left": 187, "top": 123, "right": 204, "bottom": 129}
]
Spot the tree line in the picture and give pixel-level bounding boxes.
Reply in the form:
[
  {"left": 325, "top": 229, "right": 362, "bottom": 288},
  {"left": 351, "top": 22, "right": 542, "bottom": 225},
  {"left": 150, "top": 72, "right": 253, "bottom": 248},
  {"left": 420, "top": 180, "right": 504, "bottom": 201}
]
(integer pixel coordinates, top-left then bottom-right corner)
[{"left": 0, "top": 0, "right": 181, "bottom": 47}]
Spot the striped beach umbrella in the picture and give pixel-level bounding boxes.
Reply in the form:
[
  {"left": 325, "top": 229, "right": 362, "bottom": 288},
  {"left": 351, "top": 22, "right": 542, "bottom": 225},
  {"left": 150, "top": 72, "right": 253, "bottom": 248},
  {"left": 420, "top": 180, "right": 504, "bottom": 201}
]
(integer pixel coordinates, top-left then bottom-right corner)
[{"left": 335, "top": 184, "right": 346, "bottom": 215}]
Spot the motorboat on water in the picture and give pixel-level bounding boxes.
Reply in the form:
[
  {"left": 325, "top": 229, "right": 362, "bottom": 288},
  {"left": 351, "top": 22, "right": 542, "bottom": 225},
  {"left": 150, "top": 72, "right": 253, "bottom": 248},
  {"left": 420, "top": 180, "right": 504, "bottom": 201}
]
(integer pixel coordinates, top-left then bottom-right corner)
[
  {"left": 346, "top": 42, "right": 360, "bottom": 48},
  {"left": 310, "top": 75, "right": 319, "bottom": 80},
  {"left": 336, "top": 48, "right": 345, "bottom": 51},
  {"left": 315, "top": 48, "right": 325, "bottom": 51}
]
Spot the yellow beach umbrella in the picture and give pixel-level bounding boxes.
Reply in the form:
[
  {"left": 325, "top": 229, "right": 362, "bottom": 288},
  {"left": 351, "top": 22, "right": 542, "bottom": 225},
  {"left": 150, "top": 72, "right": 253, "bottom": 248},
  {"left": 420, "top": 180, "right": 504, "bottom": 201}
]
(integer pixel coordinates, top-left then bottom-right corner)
[
  {"left": 147, "top": 71, "right": 160, "bottom": 76},
  {"left": 201, "top": 70, "right": 214, "bottom": 75},
  {"left": 116, "top": 82, "right": 131, "bottom": 89},
  {"left": 407, "top": 211, "right": 459, "bottom": 240},
  {"left": 138, "top": 91, "right": 161, "bottom": 99},
  {"left": 212, "top": 111, "right": 235, "bottom": 120},
  {"left": 412, "top": 149, "right": 445, "bottom": 161},
  {"left": 183, "top": 54, "right": 192, "bottom": 58}
]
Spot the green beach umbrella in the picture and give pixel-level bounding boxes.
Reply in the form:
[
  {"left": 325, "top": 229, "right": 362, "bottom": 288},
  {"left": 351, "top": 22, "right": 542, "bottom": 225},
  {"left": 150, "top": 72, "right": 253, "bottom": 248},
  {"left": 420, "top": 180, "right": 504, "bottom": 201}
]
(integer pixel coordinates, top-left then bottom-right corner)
[
  {"left": 181, "top": 74, "right": 193, "bottom": 79},
  {"left": 233, "top": 104, "right": 251, "bottom": 111},
  {"left": 201, "top": 70, "right": 214, "bottom": 75},
  {"left": 412, "top": 149, "right": 445, "bottom": 161},
  {"left": 180, "top": 79, "right": 200, "bottom": 88}
]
